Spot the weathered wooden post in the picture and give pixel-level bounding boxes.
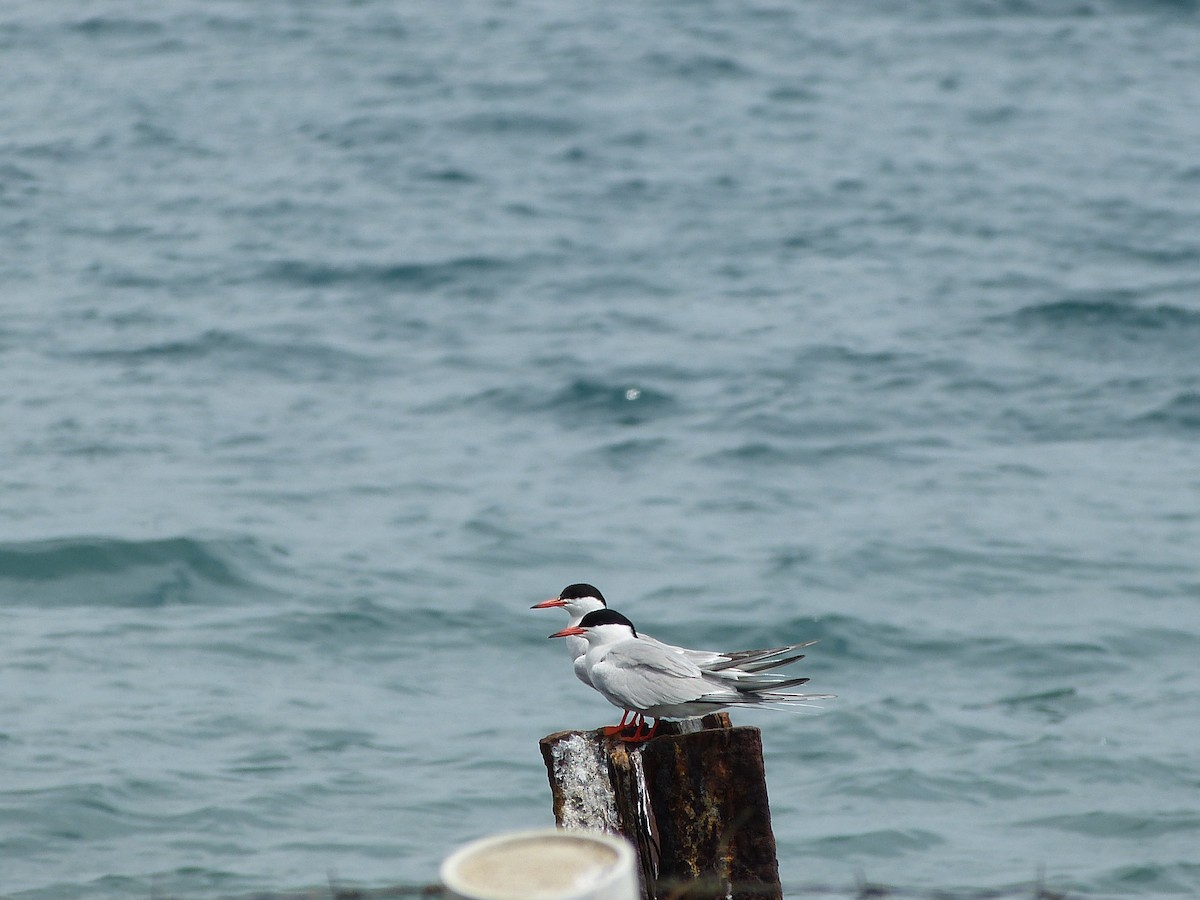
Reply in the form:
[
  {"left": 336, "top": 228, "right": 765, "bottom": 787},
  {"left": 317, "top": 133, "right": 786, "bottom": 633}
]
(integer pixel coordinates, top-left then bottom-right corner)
[{"left": 540, "top": 714, "right": 783, "bottom": 900}]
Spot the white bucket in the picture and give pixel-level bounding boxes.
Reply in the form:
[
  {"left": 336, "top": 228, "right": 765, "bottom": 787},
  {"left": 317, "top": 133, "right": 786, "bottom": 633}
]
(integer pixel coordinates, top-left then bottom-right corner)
[{"left": 439, "top": 827, "right": 638, "bottom": 900}]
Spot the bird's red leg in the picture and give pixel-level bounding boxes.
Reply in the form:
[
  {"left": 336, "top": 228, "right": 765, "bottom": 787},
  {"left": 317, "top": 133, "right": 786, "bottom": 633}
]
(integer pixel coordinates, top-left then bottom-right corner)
[
  {"left": 602, "top": 709, "right": 631, "bottom": 736},
  {"left": 622, "top": 713, "right": 656, "bottom": 743},
  {"left": 620, "top": 713, "right": 639, "bottom": 741}
]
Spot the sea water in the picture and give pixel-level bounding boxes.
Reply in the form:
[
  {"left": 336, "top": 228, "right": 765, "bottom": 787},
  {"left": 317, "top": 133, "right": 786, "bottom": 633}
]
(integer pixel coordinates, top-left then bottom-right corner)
[{"left": 2, "top": 1, "right": 1199, "bottom": 897}]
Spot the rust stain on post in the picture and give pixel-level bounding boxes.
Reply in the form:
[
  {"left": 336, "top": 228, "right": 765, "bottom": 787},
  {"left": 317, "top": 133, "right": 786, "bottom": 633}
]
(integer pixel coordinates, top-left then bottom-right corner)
[
  {"left": 539, "top": 714, "right": 782, "bottom": 900},
  {"left": 642, "top": 725, "right": 781, "bottom": 899}
]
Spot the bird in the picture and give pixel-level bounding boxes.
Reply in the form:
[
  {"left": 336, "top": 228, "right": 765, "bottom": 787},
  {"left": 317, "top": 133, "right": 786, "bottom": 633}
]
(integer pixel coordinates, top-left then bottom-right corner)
[
  {"left": 549, "top": 608, "right": 835, "bottom": 742},
  {"left": 532, "top": 583, "right": 816, "bottom": 690}
]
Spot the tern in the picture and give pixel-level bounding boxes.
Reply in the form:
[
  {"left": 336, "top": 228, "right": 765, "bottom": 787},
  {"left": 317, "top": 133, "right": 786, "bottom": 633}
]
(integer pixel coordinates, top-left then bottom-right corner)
[
  {"left": 532, "top": 583, "right": 816, "bottom": 690},
  {"left": 549, "top": 608, "right": 835, "bottom": 742}
]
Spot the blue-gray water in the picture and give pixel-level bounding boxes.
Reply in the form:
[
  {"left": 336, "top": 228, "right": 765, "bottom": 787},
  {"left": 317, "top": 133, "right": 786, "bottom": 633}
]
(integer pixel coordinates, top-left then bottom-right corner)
[{"left": 2, "top": 1, "right": 1199, "bottom": 897}]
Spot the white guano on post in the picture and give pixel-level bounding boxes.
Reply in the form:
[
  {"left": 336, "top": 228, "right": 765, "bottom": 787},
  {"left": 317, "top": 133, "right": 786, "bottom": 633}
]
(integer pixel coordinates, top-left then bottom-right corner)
[{"left": 549, "top": 731, "right": 619, "bottom": 831}]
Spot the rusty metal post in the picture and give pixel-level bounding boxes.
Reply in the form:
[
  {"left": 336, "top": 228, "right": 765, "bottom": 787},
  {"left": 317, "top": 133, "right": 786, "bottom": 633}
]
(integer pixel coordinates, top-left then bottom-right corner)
[{"left": 539, "top": 714, "right": 783, "bottom": 900}]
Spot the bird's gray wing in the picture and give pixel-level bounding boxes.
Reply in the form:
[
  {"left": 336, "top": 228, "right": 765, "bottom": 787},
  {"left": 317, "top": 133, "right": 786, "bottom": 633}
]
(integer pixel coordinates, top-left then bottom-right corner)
[{"left": 592, "top": 639, "right": 712, "bottom": 710}]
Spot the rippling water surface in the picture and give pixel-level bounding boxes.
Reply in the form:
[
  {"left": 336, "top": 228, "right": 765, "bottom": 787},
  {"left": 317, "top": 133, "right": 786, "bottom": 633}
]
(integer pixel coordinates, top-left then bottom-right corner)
[{"left": 2, "top": 1, "right": 1199, "bottom": 897}]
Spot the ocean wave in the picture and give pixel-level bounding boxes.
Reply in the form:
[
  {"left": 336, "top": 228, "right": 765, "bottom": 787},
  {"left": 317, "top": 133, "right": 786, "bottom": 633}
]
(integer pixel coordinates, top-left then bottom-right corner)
[
  {"left": 261, "top": 255, "right": 511, "bottom": 293},
  {"left": 1130, "top": 391, "right": 1200, "bottom": 433},
  {"left": 1010, "top": 298, "right": 1200, "bottom": 332},
  {"left": 775, "top": 613, "right": 1123, "bottom": 686},
  {"left": 71, "top": 328, "right": 386, "bottom": 382},
  {"left": 546, "top": 379, "right": 679, "bottom": 426},
  {"left": 586, "top": 436, "right": 672, "bottom": 471},
  {"left": 1021, "top": 809, "right": 1200, "bottom": 839},
  {"left": 68, "top": 17, "right": 164, "bottom": 38},
  {"left": 699, "top": 437, "right": 934, "bottom": 468},
  {"left": 464, "top": 378, "right": 680, "bottom": 428},
  {"left": 827, "top": 766, "right": 1047, "bottom": 803},
  {"left": 0, "top": 535, "right": 283, "bottom": 607},
  {"left": 1093, "top": 861, "right": 1200, "bottom": 895},
  {"left": 450, "top": 112, "right": 580, "bottom": 137},
  {"left": 642, "top": 51, "right": 753, "bottom": 81},
  {"left": 869, "top": 0, "right": 1198, "bottom": 18},
  {"left": 799, "top": 827, "right": 945, "bottom": 859},
  {"left": 994, "top": 748, "right": 1200, "bottom": 791},
  {"left": 258, "top": 597, "right": 418, "bottom": 650}
]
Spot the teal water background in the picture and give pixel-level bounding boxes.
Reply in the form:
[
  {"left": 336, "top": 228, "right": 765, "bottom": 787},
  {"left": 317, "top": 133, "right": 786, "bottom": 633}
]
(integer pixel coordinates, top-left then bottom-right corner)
[{"left": 2, "top": 1, "right": 1199, "bottom": 897}]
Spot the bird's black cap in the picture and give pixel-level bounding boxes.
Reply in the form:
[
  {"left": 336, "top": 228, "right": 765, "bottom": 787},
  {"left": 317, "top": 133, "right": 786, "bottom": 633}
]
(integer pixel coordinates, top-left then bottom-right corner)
[
  {"left": 578, "top": 608, "right": 636, "bottom": 636},
  {"left": 559, "top": 583, "right": 607, "bottom": 605}
]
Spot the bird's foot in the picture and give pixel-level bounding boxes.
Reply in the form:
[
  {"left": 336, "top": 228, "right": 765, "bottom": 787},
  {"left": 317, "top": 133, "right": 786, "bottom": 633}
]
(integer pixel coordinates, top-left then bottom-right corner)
[
  {"left": 601, "top": 710, "right": 632, "bottom": 736},
  {"left": 619, "top": 715, "right": 660, "bottom": 743}
]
